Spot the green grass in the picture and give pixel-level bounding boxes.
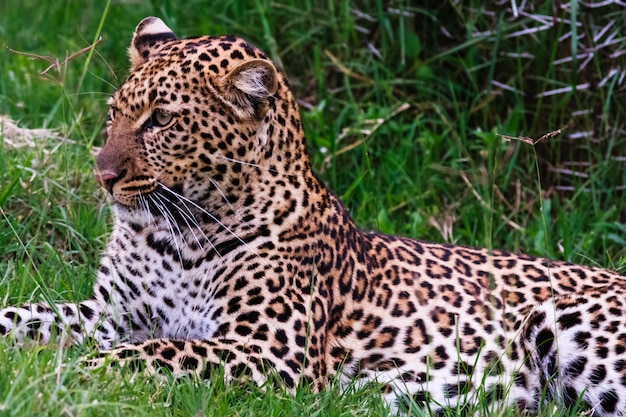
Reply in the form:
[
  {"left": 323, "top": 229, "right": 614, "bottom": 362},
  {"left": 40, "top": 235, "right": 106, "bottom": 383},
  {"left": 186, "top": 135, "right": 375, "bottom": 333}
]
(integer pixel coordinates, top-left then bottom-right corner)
[{"left": 1, "top": 0, "right": 626, "bottom": 415}]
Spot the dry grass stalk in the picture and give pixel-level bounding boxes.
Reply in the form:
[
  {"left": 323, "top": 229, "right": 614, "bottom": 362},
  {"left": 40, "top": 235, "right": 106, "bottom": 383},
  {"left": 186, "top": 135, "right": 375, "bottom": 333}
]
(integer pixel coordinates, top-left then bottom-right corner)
[
  {"left": 6, "top": 37, "right": 103, "bottom": 78},
  {"left": 497, "top": 125, "right": 569, "bottom": 146}
]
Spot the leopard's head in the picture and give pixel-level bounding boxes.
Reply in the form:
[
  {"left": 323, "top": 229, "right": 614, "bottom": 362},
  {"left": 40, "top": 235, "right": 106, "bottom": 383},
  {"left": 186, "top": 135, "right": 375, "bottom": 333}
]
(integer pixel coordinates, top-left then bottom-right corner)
[{"left": 96, "top": 17, "right": 309, "bottom": 225}]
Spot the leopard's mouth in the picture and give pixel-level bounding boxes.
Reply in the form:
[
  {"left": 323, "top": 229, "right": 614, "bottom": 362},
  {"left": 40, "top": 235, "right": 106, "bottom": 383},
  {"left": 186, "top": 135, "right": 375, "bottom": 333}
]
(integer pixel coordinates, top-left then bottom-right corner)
[{"left": 95, "top": 168, "right": 159, "bottom": 207}]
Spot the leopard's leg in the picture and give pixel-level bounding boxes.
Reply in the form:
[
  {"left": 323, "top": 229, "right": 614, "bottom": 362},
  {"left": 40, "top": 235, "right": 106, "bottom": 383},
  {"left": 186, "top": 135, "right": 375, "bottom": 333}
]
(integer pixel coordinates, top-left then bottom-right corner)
[
  {"left": 85, "top": 338, "right": 317, "bottom": 390},
  {"left": 523, "top": 286, "right": 626, "bottom": 416},
  {"left": 0, "top": 298, "right": 118, "bottom": 348}
]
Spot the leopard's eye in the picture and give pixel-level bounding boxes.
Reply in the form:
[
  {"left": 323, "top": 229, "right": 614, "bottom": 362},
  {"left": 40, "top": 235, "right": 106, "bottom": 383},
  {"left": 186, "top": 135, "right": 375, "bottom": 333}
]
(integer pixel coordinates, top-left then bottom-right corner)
[{"left": 151, "top": 109, "right": 174, "bottom": 127}]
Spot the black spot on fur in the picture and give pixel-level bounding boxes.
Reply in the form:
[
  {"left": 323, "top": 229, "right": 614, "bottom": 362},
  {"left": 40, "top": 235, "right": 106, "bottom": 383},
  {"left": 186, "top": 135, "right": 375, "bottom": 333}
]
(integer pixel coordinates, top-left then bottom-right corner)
[
  {"left": 536, "top": 329, "right": 554, "bottom": 358},
  {"left": 557, "top": 311, "right": 582, "bottom": 329},
  {"left": 599, "top": 390, "right": 619, "bottom": 414},
  {"left": 4, "top": 311, "right": 20, "bottom": 323},
  {"left": 181, "top": 355, "right": 199, "bottom": 370},
  {"left": 118, "top": 348, "right": 141, "bottom": 359},
  {"left": 79, "top": 304, "right": 95, "bottom": 320},
  {"left": 154, "top": 359, "right": 174, "bottom": 373},
  {"left": 564, "top": 357, "right": 587, "bottom": 378},
  {"left": 590, "top": 364, "right": 607, "bottom": 384},
  {"left": 161, "top": 348, "right": 176, "bottom": 360},
  {"left": 574, "top": 331, "right": 591, "bottom": 349}
]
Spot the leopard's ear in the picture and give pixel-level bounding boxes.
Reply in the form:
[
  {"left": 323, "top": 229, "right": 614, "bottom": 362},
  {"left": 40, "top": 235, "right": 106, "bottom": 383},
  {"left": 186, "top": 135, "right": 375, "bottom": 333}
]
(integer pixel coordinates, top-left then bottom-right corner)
[
  {"left": 216, "top": 59, "right": 278, "bottom": 120},
  {"left": 128, "top": 17, "right": 177, "bottom": 70}
]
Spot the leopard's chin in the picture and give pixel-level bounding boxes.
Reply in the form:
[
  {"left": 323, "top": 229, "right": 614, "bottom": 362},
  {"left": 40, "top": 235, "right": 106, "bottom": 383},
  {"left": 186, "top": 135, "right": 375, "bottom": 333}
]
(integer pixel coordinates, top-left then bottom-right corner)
[{"left": 111, "top": 203, "right": 159, "bottom": 230}]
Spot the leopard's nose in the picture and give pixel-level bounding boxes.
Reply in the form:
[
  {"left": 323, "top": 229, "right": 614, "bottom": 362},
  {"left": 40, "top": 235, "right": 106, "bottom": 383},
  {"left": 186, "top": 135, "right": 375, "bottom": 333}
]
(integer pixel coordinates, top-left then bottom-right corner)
[{"left": 94, "top": 169, "right": 118, "bottom": 193}]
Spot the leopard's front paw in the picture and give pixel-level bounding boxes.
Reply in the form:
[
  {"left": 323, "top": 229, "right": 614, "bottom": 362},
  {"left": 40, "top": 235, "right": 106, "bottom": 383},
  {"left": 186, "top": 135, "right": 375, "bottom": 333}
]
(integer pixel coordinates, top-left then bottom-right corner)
[{"left": 82, "top": 344, "right": 146, "bottom": 371}]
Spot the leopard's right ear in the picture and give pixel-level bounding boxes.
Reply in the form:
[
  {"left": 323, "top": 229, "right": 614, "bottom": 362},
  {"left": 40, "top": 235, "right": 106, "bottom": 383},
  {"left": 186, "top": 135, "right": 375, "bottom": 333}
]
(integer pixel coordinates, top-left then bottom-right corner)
[
  {"left": 128, "top": 17, "right": 177, "bottom": 70},
  {"left": 215, "top": 59, "right": 278, "bottom": 121}
]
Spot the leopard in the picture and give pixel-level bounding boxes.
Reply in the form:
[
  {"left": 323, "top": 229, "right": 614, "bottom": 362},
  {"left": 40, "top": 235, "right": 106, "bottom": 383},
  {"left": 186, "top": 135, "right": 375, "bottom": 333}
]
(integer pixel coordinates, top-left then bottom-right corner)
[{"left": 2, "top": 16, "right": 626, "bottom": 416}]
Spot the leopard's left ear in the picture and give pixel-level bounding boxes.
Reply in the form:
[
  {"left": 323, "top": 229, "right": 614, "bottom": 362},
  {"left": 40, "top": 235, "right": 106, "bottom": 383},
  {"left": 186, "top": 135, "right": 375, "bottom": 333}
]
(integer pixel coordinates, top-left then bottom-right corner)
[
  {"left": 216, "top": 59, "right": 278, "bottom": 120},
  {"left": 128, "top": 17, "right": 177, "bottom": 70}
]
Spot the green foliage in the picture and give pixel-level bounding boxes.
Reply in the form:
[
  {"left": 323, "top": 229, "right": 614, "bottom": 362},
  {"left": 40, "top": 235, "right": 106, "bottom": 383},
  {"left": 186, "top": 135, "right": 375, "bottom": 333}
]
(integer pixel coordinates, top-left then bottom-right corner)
[{"left": 1, "top": 0, "right": 625, "bottom": 415}]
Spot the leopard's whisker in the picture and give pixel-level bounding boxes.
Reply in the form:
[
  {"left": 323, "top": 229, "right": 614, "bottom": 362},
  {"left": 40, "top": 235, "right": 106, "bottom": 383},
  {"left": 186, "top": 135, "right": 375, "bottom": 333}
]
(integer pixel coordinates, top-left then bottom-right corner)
[
  {"left": 171, "top": 206, "right": 205, "bottom": 249},
  {"left": 154, "top": 191, "right": 217, "bottom": 256},
  {"left": 154, "top": 200, "right": 184, "bottom": 258},
  {"left": 147, "top": 193, "right": 185, "bottom": 262},
  {"left": 158, "top": 183, "right": 268, "bottom": 265},
  {"left": 156, "top": 185, "right": 234, "bottom": 259},
  {"left": 207, "top": 176, "right": 236, "bottom": 216},
  {"left": 202, "top": 175, "right": 257, "bottom": 234},
  {"left": 214, "top": 153, "right": 285, "bottom": 177},
  {"left": 139, "top": 193, "right": 156, "bottom": 226}
]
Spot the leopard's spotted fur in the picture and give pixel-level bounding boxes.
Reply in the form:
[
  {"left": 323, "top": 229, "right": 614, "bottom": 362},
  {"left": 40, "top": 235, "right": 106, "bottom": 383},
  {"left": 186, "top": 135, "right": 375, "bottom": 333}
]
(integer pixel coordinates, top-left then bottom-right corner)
[{"left": 2, "top": 17, "right": 626, "bottom": 415}]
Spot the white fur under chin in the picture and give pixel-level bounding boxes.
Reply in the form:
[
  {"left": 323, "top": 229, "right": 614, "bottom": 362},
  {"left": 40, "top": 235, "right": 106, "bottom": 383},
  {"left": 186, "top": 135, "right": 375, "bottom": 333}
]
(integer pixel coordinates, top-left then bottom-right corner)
[{"left": 112, "top": 203, "right": 154, "bottom": 226}]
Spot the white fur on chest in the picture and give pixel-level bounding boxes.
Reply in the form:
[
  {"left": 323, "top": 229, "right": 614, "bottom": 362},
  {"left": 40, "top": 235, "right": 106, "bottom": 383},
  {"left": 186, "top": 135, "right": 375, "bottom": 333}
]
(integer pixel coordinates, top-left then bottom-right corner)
[{"left": 100, "top": 215, "right": 227, "bottom": 343}]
